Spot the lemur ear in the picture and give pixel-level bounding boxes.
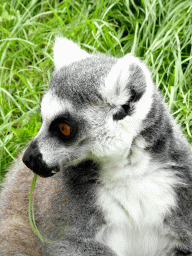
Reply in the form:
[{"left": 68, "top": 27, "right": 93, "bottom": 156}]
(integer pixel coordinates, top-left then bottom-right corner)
[
  {"left": 102, "top": 54, "right": 154, "bottom": 120},
  {"left": 53, "top": 37, "right": 90, "bottom": 69}
]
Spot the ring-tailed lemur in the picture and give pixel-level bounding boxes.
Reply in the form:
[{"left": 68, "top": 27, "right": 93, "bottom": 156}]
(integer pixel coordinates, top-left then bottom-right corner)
[{"left": 0, "top": 38, "right": 192, "bottom": 256}]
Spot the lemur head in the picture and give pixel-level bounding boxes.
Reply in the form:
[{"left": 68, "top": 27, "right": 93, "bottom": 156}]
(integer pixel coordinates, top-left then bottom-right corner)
[{"left": 22, "top": 38, "right": 154, "bottom": 177}]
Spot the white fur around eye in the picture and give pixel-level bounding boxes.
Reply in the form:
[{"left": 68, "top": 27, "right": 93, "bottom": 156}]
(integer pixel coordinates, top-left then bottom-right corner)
[{"left": 53, "top": 37, "right": 90, "bottom": 69}]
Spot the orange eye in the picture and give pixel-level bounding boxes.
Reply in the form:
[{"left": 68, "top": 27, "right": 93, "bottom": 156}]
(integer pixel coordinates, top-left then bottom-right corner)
[{"left": 59, "top": 123, "right": 72, "bottom": 136}]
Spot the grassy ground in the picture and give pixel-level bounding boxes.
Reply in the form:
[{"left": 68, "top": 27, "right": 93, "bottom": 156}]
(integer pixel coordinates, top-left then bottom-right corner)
[{"left": 0, "top": 0, "right": 192, "bottom": 184}]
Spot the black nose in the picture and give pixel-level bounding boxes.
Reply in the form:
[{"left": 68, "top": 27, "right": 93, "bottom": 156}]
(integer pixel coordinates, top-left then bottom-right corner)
[
  {"left": 22, "top": 140, "right": 41, "bottom": 170},
  {"left": 22, "top": 140, "right": 56, "bottom": 177}
]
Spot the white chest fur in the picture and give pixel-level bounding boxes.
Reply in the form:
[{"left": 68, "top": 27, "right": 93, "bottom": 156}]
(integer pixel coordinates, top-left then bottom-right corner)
[{"left": 95, "top": 143, "right": 179, "bottom": 256}]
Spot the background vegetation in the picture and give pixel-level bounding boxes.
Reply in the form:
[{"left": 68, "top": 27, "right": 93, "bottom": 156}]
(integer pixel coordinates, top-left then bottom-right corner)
[{"left": 0, "top": 0, "right": 192, "bottom": 184}]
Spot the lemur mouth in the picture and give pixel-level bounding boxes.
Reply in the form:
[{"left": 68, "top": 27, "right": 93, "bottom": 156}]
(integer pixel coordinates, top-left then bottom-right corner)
[
  {"left": 36, "top": 165, "right": 60, "bottom": 178},
  {"left": 34, "top": 165, "right": 60, "bottom": 178},
  {"left": 51, "top": 167, "right": 59, "bottom": 175},
  {"left": 44, "top": 165, "right": 60, "bottom": 177}
]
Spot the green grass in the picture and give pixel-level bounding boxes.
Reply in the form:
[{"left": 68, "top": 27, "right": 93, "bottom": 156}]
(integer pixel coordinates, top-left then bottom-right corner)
[{"left": 0, "top": 0, "right": 192, "bottom": 183}]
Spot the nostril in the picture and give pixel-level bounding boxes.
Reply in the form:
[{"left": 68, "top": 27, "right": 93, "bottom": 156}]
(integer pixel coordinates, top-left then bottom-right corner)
[
  {"left": 22, "top": 153, "right": 30, "bottom": 166},
  {"left": 22, "top": 140, "right": 41, "bottom": 170},
  {"left": 22, "top": 152, "right": 30, "bottom": 164},
  {"left": 22, "top": 153, "right": 34, "bottom": 169}
]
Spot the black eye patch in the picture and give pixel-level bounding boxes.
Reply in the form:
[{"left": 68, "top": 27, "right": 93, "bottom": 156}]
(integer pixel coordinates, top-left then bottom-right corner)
[{"left": 49, "top": 114, "right": 78, "bottom": 143}]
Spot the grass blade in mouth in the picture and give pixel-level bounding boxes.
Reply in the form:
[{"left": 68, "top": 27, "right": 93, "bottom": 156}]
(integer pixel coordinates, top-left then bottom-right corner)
[
  {"left": 29, "top": 174, "right": 44, "bottom": 242},
  {"left": 29, "top": 174, "right": 58, "bottom": 244}
]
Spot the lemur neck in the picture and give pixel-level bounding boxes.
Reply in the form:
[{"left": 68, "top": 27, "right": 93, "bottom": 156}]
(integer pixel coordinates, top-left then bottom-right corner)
[{"left": 99, "top": 135, "right": 151, "bottom": 182}]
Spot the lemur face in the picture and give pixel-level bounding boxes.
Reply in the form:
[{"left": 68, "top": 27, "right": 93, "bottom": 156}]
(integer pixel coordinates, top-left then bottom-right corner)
[{"left": 22, "top": 38, "right": 154, "bottom": 177}]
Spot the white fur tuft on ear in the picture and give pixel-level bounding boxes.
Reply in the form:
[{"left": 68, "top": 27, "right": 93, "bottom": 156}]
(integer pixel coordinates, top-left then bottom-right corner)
[
  {"left": 101, "top": 54, "right": 154, "bottom": 120},
  {"left": 53, "top": 37, "right": 90, "bottom": 69},
  {"left": 102, "top": 54, "right": 152, "bottom": 105}
]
